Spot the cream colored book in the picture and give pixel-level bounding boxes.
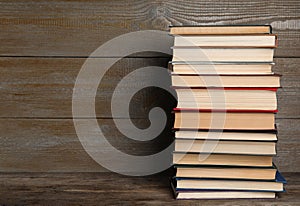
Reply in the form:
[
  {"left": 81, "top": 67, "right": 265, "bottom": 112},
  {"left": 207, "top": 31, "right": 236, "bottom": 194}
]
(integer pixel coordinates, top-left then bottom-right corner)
[
  {"left": 175, "top": 131, "right": 277, "bottom": 141},
  {"left": 172, "top": 48, "right": 274, "bottom": 62},
  {"left": 175, "top": 191, "right": 276, "bottom": 199},
  {"left": 170, "top": 63, "right": 274, "bottom": 75},
  {"left": 174, "top": 88, "right": 278, "bottom": 110},
  {"left": 170, "top": 26, "right": 271, "bottom": 35},
  {"left": 171, "top": 74, "right": 280, "bottom": 87},
  {"left": 173, "top": 35, "right": 277, "bottom": 47},
  {"left": 173, "top": 153, "right": 273, "bottom": 167},
  {"left": 176, "top": 166, "right": 277, "bottom": 180},
  {"left": 175, "top": 139, "right": 276, "bottom": 155},
  {"left": 174, "top": 110, "right": 275, "bottom": 130},
  {"left": 176, "top": 179, "right": 283, "bottom": 192}
]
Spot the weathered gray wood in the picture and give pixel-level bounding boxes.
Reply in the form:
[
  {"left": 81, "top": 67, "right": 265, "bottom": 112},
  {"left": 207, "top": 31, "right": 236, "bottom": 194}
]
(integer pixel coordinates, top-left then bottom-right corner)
[
  {"left": 0, "top": 172, "right": 298, "bottom": 205},
  {"left": 0, "top": 0, "right": 299, "bottom": 57},
  {"left": 0, "top": 57, "right": 299, "bottom": 118},
  {"left": 0, "top": 118, "right": 298, "bottom": 172}
]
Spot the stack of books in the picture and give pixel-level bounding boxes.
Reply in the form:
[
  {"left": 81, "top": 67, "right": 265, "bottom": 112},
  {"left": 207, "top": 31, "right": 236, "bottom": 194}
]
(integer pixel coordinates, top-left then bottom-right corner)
[{"left": 169, "top": 25, "right": 286, "bottom": 199}]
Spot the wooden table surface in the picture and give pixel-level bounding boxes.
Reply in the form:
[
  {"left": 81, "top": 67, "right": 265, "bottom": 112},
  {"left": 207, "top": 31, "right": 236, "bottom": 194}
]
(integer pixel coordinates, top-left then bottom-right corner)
[{"left": 0, "top": 172, "right": 299, "bottom": 205}]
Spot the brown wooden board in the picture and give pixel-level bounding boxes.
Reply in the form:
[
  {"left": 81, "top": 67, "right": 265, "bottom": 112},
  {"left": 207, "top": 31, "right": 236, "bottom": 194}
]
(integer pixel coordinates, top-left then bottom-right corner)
[
  {"left": 0, "top": 0, "right": 299, "bottom": 57},
  {"left": 0, "top": 118, "right": 298, "bottom": 172},
  {"left": 0, "top": 57, "right": 299, "bottom": 118}
]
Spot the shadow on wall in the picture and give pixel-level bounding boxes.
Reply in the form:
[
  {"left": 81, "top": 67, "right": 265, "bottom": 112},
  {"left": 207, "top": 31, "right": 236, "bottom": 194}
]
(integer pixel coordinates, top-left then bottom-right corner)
[{"left": 95, "top": 53, "right": 176, "bottom": 158}]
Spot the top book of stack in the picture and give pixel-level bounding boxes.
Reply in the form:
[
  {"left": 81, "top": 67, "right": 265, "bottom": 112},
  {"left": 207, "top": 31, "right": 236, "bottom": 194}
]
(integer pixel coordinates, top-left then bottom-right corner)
[
  {"left": 170, "top": 25, "right": 272, "bottom": 35},
  {"left": 170, "top": 25, "right": 277, "bottom": 63}
]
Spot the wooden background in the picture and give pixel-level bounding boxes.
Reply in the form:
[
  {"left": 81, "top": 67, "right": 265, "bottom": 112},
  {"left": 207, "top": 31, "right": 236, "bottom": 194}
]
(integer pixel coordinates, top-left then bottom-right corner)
[{"left": 0, "top": 0, "right": 299, "bottom": 204}]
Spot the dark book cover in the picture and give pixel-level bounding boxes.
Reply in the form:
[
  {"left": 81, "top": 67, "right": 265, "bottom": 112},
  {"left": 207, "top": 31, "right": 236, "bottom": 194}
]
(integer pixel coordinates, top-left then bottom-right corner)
[
  {"left": 169, "top": 25, "right": 272, "bottom": 31},
  {"left": 171, "top": 73, "right": 282, "bottom": 77},
  {"left": 174, "top": 163, "right": 278, "bottom": 169},
  {"left": 173, "top": 171, "right": 286, "bottom": 192},
  {"left": 175, "top": 171, "right": 286, "bottom": 183},
  {"left": 174, "top": 137, "right": 278, "bottom": 143},
  {"left": 173, "top": 151, "right": 276, "bottom": 157},
  {"left": 172, "top": 86, "right": 280, "bottom": 90},
  {"left": 170, "top": 61, "right": 275, "bottom": 65},
  {"left": 173, "top": 108, "right": 278, "bottom": 113},
  {"left": 172, "top": 127, "right": 278, "bottom": 134}
]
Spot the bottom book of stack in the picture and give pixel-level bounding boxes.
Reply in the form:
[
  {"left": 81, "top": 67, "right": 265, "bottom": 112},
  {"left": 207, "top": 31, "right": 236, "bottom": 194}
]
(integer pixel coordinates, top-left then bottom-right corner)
[{"left": 171, "top": 168, "right": 286, "bottom": 199}]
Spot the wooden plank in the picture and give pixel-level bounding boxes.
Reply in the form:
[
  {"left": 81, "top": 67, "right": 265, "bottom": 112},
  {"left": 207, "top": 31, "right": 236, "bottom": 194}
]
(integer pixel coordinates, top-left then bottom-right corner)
[
  {"left": 0, "top": 57, "right": 299, "bottom": 118},
  {"left": 0, "top": 172, "right": 298, "bottom": 205},
  {"left": 0, "top": 0, "right": 299, "bottom": 57},
  {"left": 0, "top": 57, "right": 173, "bottom": 118},
  {"left": 0, "top": 118, "right": 173, "bottom": 172},
  {"left": 0, "top": 118, "right": 299, "bottom": 172}
]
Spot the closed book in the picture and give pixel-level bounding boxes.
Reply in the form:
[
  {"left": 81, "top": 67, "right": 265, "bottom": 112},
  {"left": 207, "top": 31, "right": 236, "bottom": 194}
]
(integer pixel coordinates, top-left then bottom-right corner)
[
  {"left": 170, "top": 181, "right": 276, "bottom": 199},
  {"left": 172, "top": 47, "right": 274, "bottom": 62},
  {"left": 175, "top": 130, "right": 277, "bottom": 141},
  {"left": 175, "top": 164, "right": 277, "bottom": 180},
  {"left": 169, "top": 62, "right": 274, "bottom": 75},
  {"left": 173, "top": 109, "right": 276, "bottom": 130},
  {"left": 171, "top": 74, "right": 281, "bottom": 87},
  {"left": 174, "top": 87, "right": 278, "bottom": 110},
  {"left": 173, "top": 153, "right": 273, "bottom": 167},
  {"left": 173, "top": 190, "right": 276, "bottom": 200},
  {"left": 175, "top": 139, "right": 276, "bottom": 155},
  {"left": 170, "top": 25, "right": 272, "bottom": 35},
  {"left": 175, "top": 171, "right": 286, "bottom": 192},
  {"left": 173, "top": 34, "right": 277, "bottom": 47}
]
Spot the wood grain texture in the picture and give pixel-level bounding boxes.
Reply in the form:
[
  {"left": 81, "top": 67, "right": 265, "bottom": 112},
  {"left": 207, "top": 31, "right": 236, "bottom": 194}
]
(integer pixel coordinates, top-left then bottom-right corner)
[
  {"left": 0, "top": 0, "right": 299, "bottom": 57},
  {"left": 0, "top": 118, "right": 298, "bottom": 172},
  {"left": 0, "top": 57, "right": 173, "bottom": 118},
  {"left": 0, "top": 172, "right": 299, "bottom": 205},
  {"left": 0, "top": 57, "right": 299, "bottom": 118},
  {"left": 0, "top": 118, "right": 174, "bottom": 172}
]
